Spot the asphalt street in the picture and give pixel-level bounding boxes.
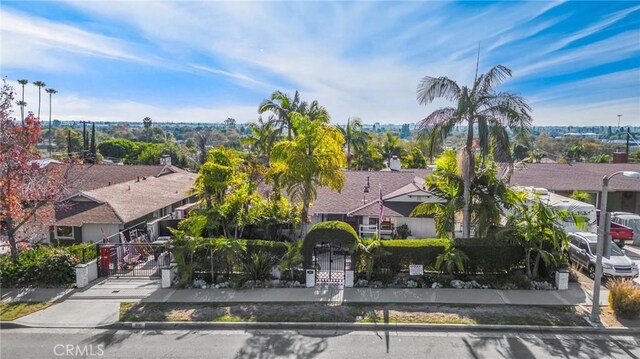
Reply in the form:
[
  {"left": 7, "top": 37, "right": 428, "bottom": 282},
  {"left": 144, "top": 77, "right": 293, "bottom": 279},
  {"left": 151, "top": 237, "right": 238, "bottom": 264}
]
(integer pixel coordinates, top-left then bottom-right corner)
[{"left": 1, "top": 328, "right": 639, "bottom": 359}]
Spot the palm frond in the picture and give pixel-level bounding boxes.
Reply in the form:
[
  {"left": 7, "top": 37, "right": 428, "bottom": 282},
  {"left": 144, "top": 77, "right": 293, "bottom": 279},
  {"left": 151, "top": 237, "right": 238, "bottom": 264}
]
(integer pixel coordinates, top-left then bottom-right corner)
[{"left": 416, "top": 76, "right": 461, "bottom": 105}]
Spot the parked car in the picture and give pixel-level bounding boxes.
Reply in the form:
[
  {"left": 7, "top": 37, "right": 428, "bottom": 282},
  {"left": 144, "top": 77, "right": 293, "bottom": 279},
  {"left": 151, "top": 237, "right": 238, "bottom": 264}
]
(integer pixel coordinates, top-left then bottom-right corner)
[
  {"left": 611, "top": 212, "right": 640, "bottom": 246},
  {"left": 596, "top": 210, "right": 634, "bottom": 248},
  {"left": 567, "top": 232, "right": 638, "bottom": 279}
]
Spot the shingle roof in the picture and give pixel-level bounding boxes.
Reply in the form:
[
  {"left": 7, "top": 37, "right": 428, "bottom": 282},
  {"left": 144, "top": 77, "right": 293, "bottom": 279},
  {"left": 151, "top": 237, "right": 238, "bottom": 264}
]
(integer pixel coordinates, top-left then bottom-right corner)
[
  {"left": 55, "top": 202, "right": 122, "bottom": 226},
  {"left": 310, "top": 169, "right": 431, "bottom": 215},
  {"left": 58, "top": 164, "right": 173, "bottom": 194},
  {"left": 511, "top": 163, "right": 640, "bottom": 192},
  {"left": 346, "top": 200, "right": 402, "bottom": 217},
  {"left": 83, "top": 170, "right": 196, "bottom": 224}
]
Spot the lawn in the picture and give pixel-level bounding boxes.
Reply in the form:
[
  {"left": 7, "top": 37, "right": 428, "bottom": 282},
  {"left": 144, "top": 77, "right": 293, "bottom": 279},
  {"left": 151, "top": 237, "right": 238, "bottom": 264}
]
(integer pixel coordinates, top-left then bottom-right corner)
[
  {"left": 0, "top": 302, "right": 52, "bottom": 321},
  {"left": 119, "top": 302, "right": 589, "bottom": 326}
]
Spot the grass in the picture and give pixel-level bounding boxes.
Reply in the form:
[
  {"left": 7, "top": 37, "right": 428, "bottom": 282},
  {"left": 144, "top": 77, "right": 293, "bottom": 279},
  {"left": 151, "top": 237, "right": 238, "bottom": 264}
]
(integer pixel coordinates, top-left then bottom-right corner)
[
  {"left": 119, "top": 302, "right": 589, "bottom": 326},
  {"left": 0, "top": 302, "right": 52, "bottom": 321}
]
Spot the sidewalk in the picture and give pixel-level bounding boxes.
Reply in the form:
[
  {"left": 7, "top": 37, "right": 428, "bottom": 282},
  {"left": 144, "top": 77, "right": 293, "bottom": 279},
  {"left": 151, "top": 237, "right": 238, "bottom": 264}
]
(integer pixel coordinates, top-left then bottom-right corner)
[{"left": 1, "top": 278, "right": 609, "bottom": 328}]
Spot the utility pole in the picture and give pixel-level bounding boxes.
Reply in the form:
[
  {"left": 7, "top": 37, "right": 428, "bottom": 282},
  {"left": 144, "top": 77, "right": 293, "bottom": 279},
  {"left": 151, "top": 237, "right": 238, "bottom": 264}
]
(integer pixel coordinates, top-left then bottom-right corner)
[{"left": 617, "top": 114, "right": 622, "bottom": 128}]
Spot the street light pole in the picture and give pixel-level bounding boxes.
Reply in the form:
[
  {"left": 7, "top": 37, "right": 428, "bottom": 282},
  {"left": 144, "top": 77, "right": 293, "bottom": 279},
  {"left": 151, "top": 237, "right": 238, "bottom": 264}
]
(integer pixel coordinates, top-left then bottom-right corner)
[{"left": 590, "top": 171, "right": 640, "bottom": 323}]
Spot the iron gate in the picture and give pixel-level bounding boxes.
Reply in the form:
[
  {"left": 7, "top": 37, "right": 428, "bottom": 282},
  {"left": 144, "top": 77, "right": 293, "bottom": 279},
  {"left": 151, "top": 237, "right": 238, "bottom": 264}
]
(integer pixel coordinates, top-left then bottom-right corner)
[
  {"left": 97, "top": 243, "right": 171, "bottom": 278},
  {"left": 313, "top": 243, "right": 351, "bottom": 284}
]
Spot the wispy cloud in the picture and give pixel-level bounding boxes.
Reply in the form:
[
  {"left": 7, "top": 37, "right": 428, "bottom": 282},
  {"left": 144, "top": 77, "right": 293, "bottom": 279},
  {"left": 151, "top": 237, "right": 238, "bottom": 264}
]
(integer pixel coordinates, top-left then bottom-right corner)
[{"left": 1, "top": 1, "right": 638, "bottom": 126}]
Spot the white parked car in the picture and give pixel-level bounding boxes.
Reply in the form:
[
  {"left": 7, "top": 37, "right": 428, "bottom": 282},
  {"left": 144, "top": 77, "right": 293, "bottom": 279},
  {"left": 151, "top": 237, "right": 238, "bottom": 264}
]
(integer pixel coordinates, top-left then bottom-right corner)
[{"left": 567, "top": 232, "right": 638, "bottom": 279}]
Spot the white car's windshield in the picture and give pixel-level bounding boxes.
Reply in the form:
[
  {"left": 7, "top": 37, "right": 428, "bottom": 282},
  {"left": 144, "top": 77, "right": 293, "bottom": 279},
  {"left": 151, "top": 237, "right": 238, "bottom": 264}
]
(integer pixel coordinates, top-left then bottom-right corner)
[{"left": 588, "top": 242, "right": 624, "bottom": 256}]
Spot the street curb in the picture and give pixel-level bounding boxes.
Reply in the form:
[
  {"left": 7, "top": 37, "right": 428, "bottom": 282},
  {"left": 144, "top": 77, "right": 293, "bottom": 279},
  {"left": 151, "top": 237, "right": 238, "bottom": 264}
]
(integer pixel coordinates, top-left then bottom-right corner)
[{"left": 4, "top": 320, "right": 638, "bottom": 335}]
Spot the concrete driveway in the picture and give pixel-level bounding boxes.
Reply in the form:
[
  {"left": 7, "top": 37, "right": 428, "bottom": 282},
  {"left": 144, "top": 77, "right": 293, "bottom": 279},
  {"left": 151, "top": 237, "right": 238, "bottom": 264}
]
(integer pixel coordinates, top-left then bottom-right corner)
[{"left": 623, "top": 244, "right": 640, "bottom": 285}]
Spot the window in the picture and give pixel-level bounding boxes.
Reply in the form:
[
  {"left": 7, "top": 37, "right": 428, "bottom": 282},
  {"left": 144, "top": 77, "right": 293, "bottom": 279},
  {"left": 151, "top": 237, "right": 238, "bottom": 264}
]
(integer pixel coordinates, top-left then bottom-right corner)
[
  {"left": 55, "top": 226, "right": 74, "bottom": 239},
  {"left": 578, "top": 240, "right": 589, "bottom": 253}
]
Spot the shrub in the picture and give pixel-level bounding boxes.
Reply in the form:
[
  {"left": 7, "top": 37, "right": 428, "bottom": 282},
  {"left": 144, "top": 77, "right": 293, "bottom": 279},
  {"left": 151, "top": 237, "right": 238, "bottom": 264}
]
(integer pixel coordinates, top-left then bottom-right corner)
[
  {"left": 241, "top": 252, "right": 276, "bottom": 284},
  {"left": 301, "top": 221, "right": 359, "bottom": 265},
  {"left": 60, "top": 243, "right": 98, "bottom": 263},
  {"left": 376, "top": 238, "right": 449, "bottom": 272},
  {"left": 454, "top": 237, "right": 524, "bottom": 273},
  {"left": 0, "top": 246, "right": 79, "bottom": 287},
  {"left": 395, "top": 224, "right": 411, "bottom": 239},
  {"left": 608, "top": 279, "right": 640, "bottom": 319}
]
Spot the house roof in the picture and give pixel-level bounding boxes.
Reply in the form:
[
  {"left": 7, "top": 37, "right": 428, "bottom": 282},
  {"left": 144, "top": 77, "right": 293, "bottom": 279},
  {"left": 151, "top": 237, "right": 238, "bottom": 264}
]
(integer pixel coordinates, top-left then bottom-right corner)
[
  {"left": 53, "top": 165, "right": 196, "bottom": 226},
  {"left": 310, "top": 169, "right": 431, "bottom": 215},
  {"left": 58, "top": 164, "right": 175, "bottom": 194},
  {"left": 82, "top": 169, "right": 196, "bottom": 224},
  {"left": 346, "top": 200, "right": 402, "bottom": 217},
  {"left": 511, "top": 163, "right": 640, "bottom": 192},
  {"left": 383, "top": 177, "right": 428, "bottom": 200},
  {"left": 55, "top": 202, "right": 122, "bottom": 226}
]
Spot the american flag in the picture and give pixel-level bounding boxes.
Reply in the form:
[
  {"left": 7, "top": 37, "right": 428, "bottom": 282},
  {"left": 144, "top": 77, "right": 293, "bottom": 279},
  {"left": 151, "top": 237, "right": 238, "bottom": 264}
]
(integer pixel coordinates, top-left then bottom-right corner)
[{"left": 379, "top": 184, "right": 384, "bottom": 224}]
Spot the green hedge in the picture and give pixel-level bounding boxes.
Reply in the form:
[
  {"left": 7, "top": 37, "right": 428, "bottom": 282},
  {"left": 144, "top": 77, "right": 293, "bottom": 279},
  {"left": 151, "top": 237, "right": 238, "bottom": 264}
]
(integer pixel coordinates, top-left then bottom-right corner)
[
  {"left": 0, "top": 246, "right": 79, "bottom": 287},
  {"left": 454, "top": 237, "right": 524, "bottom": 273},
  {"left": 60, "top": 243, "right": 98, "bottom": 264},
  {"left": 376, "top": 238, "right": 449, "bottom": 272},
  {"left": 302, "top": 221, "right": 359, "bottom": 265}
]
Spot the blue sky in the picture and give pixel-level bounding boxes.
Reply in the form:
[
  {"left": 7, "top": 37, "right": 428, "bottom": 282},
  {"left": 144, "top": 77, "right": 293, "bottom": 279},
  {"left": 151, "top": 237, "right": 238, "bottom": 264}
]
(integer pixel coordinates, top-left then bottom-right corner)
[{"left": 1, "top": 1, "right": 639, "bottom": 126}]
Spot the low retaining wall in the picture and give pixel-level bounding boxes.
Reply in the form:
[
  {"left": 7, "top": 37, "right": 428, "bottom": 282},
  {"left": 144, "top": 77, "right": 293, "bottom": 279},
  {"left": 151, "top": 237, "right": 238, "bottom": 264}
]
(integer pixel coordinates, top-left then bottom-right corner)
[{"left": 75, "top": 259, "right": 98, "bottom": 288}]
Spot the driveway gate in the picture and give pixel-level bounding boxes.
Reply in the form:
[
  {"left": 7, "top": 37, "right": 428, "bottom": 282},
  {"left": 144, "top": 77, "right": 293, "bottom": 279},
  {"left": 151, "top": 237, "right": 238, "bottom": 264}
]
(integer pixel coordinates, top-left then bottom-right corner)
[
  {"left": 97, "top": 243, "right": 171, "bottom": 278},
  {"left": 312, "top": 244, "right": 351, "bottom": 285}
]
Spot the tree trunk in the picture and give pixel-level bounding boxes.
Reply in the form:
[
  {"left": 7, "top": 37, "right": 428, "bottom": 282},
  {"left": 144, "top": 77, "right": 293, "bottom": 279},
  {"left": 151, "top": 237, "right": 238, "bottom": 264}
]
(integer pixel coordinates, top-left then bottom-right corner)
[
  {"left": 525, "top": 249, "right": 532, "bottom": 279},
  {"left": 7, "top": 217, "right": 18, "bottom": 262},
  {"left": 532, "top": 252, "right": 541, "bottom": 279}
]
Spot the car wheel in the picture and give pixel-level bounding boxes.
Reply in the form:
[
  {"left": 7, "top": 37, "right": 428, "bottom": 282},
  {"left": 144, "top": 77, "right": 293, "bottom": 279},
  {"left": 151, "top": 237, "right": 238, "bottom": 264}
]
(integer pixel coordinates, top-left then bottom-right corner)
[
  {"left": 588, "top": 265, "right": 596, "bottom": 279},
  {"left": 617, "top": 241, "right": 625, "bottom": 249}
]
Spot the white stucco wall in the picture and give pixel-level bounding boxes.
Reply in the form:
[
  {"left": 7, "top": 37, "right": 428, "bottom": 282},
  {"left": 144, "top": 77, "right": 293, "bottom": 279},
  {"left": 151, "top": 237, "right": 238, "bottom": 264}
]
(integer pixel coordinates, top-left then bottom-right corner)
[
  {"left": 81, "top": 224, "right": 121, "bottom": 243},
  {"left": 394, "top": 217, "right": 437, "bottom": 238}
]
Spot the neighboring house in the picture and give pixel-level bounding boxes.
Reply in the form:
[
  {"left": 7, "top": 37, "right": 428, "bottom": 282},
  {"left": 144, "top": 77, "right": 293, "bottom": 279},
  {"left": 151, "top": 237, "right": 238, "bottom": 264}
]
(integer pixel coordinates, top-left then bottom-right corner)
[
  {"left": 50, "top": 164, "right": 196, "bottom": 244},
  {"left": 510, "top": 163, "right": 640, "bottom": 214},
  {"left": 308, "top": 169, "right": 442, "bottom": 238}
]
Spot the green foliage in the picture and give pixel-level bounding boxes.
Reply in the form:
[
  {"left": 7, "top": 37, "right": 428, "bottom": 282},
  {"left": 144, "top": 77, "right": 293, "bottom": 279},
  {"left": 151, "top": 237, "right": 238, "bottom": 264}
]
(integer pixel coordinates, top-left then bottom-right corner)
[
  {"left": 279, "top": 241, "right": 303, "bottom": 274},
  {"left": 136, "top": 142, "right": 191, "bottom": 169},
  {"left": 453, "top": 237, "right": 525, "bottom": 273},
  {"left": 301, "top": 221, "right": 359, "bottom": 265},
  {"left": 395, "top": 224, "right": 411, "bottom": 239},
  {"left": 376, "top": 238, "right": 450, "bottom": 273},
  {"left": 569, "top": 190, "right": 591, "bottom": 203},
  {"left": 401, "top": 147, "right": 427, "bottom": 169},
  {"left": 241, "top": 252, "right": 276, "bottom": 284},
  {"left": 60, "top": 243, "right": 97, "bottom": 263},
  {"left": 0, "top": 246, "right": 79, "bottom": 287},
  {"left": 435, "top": 244, "right": 469, "bottom": 278},
  {"left": 97, "top": 138, "right": 140, "bottom": 161},
  {"left": 608, "top": 279, "right": 640, "bottom": 319},
  {"left": 355, "top": 235, "right": 390, "bottom": 281}
]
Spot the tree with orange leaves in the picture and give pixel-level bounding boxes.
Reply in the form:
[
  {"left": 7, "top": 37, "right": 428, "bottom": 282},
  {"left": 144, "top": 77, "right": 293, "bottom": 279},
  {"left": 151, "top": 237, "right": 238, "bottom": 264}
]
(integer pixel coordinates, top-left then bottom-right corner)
[{"left": 0, "top": 80, "right": 67, "bottom": 260}]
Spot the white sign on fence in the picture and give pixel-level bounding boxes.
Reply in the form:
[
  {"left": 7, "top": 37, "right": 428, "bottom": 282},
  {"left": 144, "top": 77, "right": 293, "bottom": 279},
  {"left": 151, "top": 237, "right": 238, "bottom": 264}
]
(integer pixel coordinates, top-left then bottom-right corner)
[{"left": 409, "top": 264, "right": 423, "bottom": 276}]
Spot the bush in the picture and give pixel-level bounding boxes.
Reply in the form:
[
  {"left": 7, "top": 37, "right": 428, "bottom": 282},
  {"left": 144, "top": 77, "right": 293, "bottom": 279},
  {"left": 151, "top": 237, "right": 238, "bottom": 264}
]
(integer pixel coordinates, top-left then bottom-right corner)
[
  {"left": 376, "top": 238, "right": 449, "bottom": 273},
  {"left": 0, "top": 246, "right": 79, "bottom": 287},
  {"left": 301, "top": 221, "right": 359, "bottom": 265},
  {"left": 395, "top": 224, "right": 411, "bottom": 239},
  {"left": 454, "top": 237, "right": 524, "bottom": 273},
  {"left": 60, "top": 243, "right": 98, "bottom": 263},
  {"left": 608, "top": 279, "right": 640, "bottom": 319},
  {"left": 241, "top": 252, "right": 276, "bottom": 284}
]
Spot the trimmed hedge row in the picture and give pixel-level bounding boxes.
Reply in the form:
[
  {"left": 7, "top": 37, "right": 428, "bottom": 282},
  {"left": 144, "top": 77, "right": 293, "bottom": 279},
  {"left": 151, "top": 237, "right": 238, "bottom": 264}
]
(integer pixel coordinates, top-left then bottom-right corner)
[
  {"left": 302, "top": 221, "right": 359, "bottom": 265},
  {"left": 454, "top": 237, "right": 525, "bottom": 273},
  {"left": 376, "top": 238, "right": 449, "bottom": 272}
]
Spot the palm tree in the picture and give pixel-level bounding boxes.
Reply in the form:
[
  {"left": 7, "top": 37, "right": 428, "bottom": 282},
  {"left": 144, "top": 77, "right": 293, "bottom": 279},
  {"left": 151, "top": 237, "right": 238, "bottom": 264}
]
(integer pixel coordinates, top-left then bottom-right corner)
[
  {"left": 32, "top": 81, "right": 46, "bottom": 119},
  {"left": 213, "top": 238, "right": 246, "bottom": 276},
  {"left": 416, "top": 64, "right": 532, "bottom": 238},
  {"left": 435, "top": 244, "right": 469, "bottom": 279},
  {"left": 17, "top": 79, "right": 28, "bottom": 125},
  {"left": 337, "top": 117, "right": 366, "bottom": 170},
  {"left": 270, "top": 113, "right": 346, "bottom": 235},
  {"left": 258, "top": 90, "right": 301, "bottom": 140},
  {"left": 242, "top": 116, "right": 281, "bottom": 164},
  {"left": 381, "top": 131, "right": 405, "bottom": 168},
  {"left": 143, "top": 116, "right": 152, "bottom": 142},
  {"left": 355, "top": 235, "right": 388, "bottom": 281},
  {"left": 45, "top": 88, "right": 57, "bottom": 156},
  {"left": 15, "top": 101, "right": 27, "bottom": 127}
]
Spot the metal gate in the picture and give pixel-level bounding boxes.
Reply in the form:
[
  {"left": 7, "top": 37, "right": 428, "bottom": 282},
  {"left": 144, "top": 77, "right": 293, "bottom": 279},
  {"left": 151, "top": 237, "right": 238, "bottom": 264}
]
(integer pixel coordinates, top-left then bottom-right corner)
[
  {"left": 313, "top": 244, "right": 351, "bottom": 284},
  {"left": 97, "top": 243, "right": 171, "bottom": 278}
]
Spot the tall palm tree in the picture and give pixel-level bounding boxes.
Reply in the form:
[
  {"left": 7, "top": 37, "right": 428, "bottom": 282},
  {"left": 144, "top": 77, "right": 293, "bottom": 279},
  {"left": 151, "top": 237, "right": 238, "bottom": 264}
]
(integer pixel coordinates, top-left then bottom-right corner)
[
  {"left": 381, "top": 131, "right": 405, "bottom": 168},
  {"left": 258, "top": 90, "right": 301, "bottom": 140},
  {"left": 15, "top": 101, "right": 28, "bottom": 127},
  {"left": 45, "top": 88, "right": 57, "bottom": 156},
  {"left": 337, "top": 117, "right": 364, "bottom": 170},
  {"left": 416, "top": 64, "right": 532, "bottom": 238},
  {"left": 270, "top": 113, "right": 346, "bottom": 236},
  {"left": 17, "top": 79, "right": 28, "bottom": 125},
  {"left": 143, "top": 116, "right": 152, "bottom": 142},
  {"left": 32, "top": 81, "right": 46, "bottom": 119}
]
